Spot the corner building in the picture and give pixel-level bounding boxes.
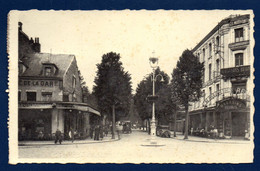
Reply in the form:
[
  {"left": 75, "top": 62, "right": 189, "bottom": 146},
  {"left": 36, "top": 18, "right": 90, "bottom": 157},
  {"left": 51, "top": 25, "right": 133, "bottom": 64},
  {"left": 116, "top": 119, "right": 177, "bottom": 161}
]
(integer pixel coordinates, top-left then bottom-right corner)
[
  {"left": 189, "top": 14, "right": 252, "bottom": 139},
  {"left": 18, "top": 22, "right": 100, "bottom": 140}
]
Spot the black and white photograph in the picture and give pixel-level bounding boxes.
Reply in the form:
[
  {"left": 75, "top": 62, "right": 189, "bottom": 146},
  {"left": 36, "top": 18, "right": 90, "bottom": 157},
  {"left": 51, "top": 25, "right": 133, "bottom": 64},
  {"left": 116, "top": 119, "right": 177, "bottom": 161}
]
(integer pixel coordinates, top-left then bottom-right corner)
[{"left": 8, "top": 10, "right": 254, "bottom": 163}]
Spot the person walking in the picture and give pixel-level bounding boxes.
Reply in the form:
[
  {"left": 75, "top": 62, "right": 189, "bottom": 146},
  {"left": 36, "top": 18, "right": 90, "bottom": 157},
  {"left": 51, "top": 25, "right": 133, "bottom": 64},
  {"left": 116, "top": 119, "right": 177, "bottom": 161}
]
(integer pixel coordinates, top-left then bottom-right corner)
[
  {"left": 69, "top": 128, "right": 75, "bottom": 143},
  {"left": 54, "top": 129, "right": 62, "bottom": 144},
  {"left": 94, "top": 125, "right": 100, "bottom": 141}
]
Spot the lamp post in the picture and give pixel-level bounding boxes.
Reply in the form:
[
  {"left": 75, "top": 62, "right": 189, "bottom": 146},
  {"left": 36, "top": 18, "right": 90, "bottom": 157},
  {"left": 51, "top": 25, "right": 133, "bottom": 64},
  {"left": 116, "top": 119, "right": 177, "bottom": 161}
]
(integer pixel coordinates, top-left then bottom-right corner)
[{"left": 148, "top": 56, "right": 164, "bottom": 143}]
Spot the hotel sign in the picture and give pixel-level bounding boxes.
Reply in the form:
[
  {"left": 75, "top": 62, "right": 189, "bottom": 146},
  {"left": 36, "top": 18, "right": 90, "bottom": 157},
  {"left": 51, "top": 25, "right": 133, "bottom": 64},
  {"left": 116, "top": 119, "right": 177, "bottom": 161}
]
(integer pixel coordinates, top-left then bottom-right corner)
[
  {"left": 19, "top": 79, "right": 60, "bottom": 87},
  {"left": 220, "top": 65, "right": 250, "bottom": 78},
  {"left": 216, "top": 98, "right": 246, "bottom": 111}
]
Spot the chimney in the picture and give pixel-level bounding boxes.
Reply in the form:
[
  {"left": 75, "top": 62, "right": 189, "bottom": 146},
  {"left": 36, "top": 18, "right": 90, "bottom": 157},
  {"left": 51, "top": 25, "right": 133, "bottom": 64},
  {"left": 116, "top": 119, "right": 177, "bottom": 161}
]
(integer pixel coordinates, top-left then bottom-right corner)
[
  {"left": 18, "top": 22, "right": 22, "bottom": 31},
  {"left": 33, "top": 37, "right": 41, "bottom": 52}
]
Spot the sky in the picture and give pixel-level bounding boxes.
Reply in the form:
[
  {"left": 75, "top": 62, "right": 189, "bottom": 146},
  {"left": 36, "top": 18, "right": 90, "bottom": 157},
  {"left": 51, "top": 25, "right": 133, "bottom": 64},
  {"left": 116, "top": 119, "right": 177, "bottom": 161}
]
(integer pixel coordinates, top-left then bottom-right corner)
[{"left": 16, "top": 10, "right": 251, "bottom": 93}]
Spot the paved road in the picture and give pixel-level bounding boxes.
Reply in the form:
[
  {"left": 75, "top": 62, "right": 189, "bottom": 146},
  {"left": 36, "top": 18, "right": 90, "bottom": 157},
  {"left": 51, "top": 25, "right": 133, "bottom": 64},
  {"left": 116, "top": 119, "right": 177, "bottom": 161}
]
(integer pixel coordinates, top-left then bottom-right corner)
[{"left": 18, "top": 130, "right": 253, "bottom": 163}]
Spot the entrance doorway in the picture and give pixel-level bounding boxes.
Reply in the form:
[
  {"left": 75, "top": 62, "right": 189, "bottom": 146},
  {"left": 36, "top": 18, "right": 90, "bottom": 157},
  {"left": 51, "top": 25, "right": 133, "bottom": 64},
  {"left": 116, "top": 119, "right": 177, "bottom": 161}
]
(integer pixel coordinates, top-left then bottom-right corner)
[{"left": 232, "top": 112, "right": 246, "bottom": 136}]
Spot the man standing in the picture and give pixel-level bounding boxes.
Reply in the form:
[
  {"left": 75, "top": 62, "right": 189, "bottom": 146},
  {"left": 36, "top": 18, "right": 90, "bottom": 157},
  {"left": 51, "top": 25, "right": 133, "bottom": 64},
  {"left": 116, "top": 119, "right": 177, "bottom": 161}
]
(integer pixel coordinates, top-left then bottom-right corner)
[
  {"left": 94, "top": 125, "right": 100, "bottom": 140},
  {"left": 54, "top": 129, "right": 62, "bottom": 144}
]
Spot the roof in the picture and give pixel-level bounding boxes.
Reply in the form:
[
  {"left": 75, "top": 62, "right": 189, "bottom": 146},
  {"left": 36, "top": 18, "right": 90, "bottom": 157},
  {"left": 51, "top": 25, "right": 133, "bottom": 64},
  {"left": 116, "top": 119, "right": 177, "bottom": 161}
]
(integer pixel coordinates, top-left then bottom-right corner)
[
  {"left": 20, "top": 53, "right": 75, "bottom": 78},
  {"left": 192, "top": 14, "right": 250, "bottom": 52}
]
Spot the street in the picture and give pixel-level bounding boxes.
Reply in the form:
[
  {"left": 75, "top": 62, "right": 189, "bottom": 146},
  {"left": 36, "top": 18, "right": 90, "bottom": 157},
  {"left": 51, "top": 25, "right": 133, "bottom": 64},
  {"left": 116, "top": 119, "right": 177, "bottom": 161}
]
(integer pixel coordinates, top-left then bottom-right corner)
[{"left": 18, "top": 130, "right": 253, "bottom": 163}]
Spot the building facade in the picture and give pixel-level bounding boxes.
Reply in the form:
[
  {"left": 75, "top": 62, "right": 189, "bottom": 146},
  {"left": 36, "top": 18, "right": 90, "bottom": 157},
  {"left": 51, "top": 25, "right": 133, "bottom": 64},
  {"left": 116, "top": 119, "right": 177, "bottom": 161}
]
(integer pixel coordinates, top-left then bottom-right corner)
[
  {"left": 189, "top": 14, "right": 252, "bottom": 139},
  {"left": 18, "top": 22, "right": 100, "bottom": 140}
]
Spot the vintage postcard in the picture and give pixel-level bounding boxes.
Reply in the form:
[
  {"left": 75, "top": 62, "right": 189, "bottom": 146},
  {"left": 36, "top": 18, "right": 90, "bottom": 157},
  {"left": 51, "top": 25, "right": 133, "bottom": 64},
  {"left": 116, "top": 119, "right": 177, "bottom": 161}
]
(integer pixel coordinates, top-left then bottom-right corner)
[{"left": 8, "top": 10, "right": 254, "bottom": 164}]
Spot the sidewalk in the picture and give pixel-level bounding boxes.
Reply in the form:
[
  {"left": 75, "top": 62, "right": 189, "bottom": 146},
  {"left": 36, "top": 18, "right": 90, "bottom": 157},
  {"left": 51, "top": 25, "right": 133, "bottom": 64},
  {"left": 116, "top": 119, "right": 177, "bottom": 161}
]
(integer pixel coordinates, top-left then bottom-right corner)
[
  {"left": 19, "top": 135, "right": 120, "bottom": 146},
  {"left": 171, "top": 132, "right": 251, "bottom": 144}
]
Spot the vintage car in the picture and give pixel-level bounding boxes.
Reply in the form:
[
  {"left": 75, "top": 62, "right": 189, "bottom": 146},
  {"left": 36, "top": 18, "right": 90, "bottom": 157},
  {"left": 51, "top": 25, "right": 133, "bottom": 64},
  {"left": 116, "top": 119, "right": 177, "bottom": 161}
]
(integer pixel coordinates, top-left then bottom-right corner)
[
  {"left": 122, "top": 121, "right": 132, "bottom": 134},
  {"left": 156, "top": 125, "right": 171, "bottom": 138}
]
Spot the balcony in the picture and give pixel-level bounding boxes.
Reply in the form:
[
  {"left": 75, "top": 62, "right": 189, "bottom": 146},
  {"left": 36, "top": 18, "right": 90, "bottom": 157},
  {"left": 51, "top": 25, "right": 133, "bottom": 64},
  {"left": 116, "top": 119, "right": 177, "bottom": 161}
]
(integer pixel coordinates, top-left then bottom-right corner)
[
  {"left": 220, "top": 65, "right": 250, "bottom": 79},
  {"left": 189, "top": 87, "right": 250, "bottom": 112},
  {"left": 202, "top": 71, "right": 221, "bottom": 87},
  {"left": 229, "top": 40, "right": 249, "bottom": 51}
]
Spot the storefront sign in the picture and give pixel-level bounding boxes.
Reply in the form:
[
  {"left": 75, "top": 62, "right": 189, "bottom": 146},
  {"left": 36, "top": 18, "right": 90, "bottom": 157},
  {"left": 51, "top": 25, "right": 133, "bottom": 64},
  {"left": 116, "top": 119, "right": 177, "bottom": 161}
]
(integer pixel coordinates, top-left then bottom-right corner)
[
  {"left": 216, "top": 98, "right": 246, "bottom": 111},
  {"left": 19, "top": 79, "right": 59, "bottom": 87},
  {"left": 220, "top": 65, "right": 250, "bottom": 78}
]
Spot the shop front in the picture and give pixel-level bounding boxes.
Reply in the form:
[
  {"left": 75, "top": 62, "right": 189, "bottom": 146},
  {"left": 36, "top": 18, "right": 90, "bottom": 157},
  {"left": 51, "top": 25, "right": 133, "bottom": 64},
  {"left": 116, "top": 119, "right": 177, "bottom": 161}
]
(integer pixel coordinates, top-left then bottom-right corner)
[
  {"left": 189, "top": 97, "right": 250, "bottom": 139},
  {"left": 18, "top": 101, "right": 100, "bottom": 141},
  {"left": 215, "top": 97, "right": 250, "bottom": 138}
]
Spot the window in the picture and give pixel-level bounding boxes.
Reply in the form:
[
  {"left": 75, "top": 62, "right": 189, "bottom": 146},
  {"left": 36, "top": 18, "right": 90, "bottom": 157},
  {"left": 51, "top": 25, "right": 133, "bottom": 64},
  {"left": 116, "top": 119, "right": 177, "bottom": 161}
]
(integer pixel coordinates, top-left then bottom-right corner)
[
  {"left": 235, "top": 28, "right": 244, "bottom": 42},
  {"left": 209, "top": 87, "right": 212, "bottom": 105},
  {"left": 216, "top": 36, "right": 220, "bottom": 46},
  {"left": 27, "top": 92, "right": 36, "bottom": 101},
  {"left": 63, "top": 95, "right": 69, "bottom": 102},
  {"left": 42, "top": 92, "right": 52, "bottom": 101},
  {"left": 202, "top": 69, "right": 205, "bottom": 83},
  {"left": 203, "top": 48, "right": 205, "bottom": 61},
  {"left": 45, "top": 67, "right": 52, "bottom": 76},
  {"left": 209, "top": 43, "right": 212, "bottom": 57},
  {"left": 235, "top": 53, "right": 243, "bottom": 66},
  {"left": 232, "top": 82, "right": 246, "bottom": 94},
  {"left": 216, "top": 84, "right": 220, "bottom": 100},
  {"left": 216, "top": 59, "right": 220, "bottom": 72},
  {"left": 18, "top": 91, "right": 21, "bottom": 101},
  {"left": 209, "top": 64, "right": 212, "bottom": 80},
  {"left": 72, "top": 75, "right": 76, "bottom": 89},
  {"left": 19, "top": 64, "right": 26, "bottom": 75},
  {"left": 202, "top": 90, "right": 205, "bottom": 100}
]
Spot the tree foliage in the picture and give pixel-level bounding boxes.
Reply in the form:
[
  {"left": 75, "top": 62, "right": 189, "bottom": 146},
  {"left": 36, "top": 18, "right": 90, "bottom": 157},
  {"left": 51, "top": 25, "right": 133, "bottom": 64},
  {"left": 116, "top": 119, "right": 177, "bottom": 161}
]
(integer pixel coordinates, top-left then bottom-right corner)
[
  {"left": 134, "top": 68, "right": 172, "bottom": 125},
  {"left": 171, "top": 49, "right": 204, "bottom": 139},
  {"left": 93, "top": 52, "right": 132, "bottom": 121},
  {"left": 171, "top": 49, "right": 204, "bottom": 106}
]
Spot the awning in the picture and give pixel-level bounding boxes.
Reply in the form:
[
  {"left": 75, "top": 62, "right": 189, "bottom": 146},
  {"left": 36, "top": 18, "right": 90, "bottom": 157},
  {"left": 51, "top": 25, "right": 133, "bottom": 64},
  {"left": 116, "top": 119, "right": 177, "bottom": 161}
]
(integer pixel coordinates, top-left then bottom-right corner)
[{"left": 19, "top": 101, "right": 100, "bottom": 116}]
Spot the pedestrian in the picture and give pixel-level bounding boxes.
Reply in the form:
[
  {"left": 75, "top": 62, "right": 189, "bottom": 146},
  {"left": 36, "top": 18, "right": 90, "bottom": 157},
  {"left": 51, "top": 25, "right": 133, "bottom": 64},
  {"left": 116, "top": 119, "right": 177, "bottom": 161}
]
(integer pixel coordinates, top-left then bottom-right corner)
[
  {"left": 90, "top": 126, "right": 93, "bottom": 139},
  {"left": 116, "top": 124, "right": 121, "bottom": 140},
  {"left": 99, "top": 125, "right": 103, "bottom": 140},
  {"left": 94, "top": 125, "right": 100, "bottom": 140},
  {"left": 54, "top": 129, "right": 62, "bottom": 144},
  {"left": 69, "top": 128, "right": 75, "bottom": 143},
  {"left": 105, "top": 125, "right": 108, "bottom": 137}
]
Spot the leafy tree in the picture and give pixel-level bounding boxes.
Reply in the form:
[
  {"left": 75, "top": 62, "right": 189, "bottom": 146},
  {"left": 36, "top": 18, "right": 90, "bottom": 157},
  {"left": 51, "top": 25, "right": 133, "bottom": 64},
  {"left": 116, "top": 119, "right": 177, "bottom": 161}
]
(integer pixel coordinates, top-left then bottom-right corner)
[
  {"left": 93, "top": 52, "right": 132, "bottom": 123},
  {"left": 171, "top": 49, "right": 204, "bottom": 139},
  {"left": 134, "top": 68, "right": 170, "bottom": 128}
]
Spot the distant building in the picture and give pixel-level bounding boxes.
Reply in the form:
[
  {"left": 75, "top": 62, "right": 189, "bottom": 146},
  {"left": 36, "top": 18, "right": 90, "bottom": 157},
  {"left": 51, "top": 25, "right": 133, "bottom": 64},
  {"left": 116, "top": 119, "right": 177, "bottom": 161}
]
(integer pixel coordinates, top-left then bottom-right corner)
[
  {"left": 18, "top": 22, "right": 100, "bottom": 140},
  {"left": 189, "top": 14, "right": 252, "bottom": 139}
]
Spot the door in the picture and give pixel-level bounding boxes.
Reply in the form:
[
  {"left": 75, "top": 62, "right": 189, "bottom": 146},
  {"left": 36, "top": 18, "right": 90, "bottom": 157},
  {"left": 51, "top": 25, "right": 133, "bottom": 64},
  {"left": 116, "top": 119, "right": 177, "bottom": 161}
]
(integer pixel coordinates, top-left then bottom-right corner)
[{"left": 232, "top": 112, "right": 246, "bottom": 136}]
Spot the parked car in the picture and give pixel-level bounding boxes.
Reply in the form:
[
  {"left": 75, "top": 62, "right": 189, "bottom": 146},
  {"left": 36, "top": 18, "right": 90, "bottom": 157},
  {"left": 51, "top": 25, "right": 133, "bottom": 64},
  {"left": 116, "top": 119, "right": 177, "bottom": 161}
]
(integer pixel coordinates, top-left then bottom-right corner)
[{"left": 156, "top": 125, "right": 171, "bottom": 138}]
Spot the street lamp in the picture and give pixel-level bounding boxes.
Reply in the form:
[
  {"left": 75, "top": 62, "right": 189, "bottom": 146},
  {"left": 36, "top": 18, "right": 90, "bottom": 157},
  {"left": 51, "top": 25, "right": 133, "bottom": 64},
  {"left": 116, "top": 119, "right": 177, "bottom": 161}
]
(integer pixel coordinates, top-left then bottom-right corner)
[{"left": 148, "top": 56, "right": 164, "bottom": 144}]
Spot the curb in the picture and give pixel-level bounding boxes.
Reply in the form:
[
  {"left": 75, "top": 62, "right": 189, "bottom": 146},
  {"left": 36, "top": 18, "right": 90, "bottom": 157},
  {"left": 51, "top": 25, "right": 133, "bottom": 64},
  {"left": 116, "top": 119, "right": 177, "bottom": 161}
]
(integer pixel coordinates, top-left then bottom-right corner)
[
  {"left": 19, "top": 138, "right": 120, "bottom": 147},
  {"left": 170, "top": 137, "right": 250, "bottom": 144}
]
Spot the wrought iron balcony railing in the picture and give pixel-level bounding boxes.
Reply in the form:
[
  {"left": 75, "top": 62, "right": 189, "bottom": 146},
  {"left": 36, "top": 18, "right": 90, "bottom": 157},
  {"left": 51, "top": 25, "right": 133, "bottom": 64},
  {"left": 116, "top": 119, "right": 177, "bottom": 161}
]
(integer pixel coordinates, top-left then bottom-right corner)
[{"left": 189, "top": 87, "right": 250, "bottom": 111}]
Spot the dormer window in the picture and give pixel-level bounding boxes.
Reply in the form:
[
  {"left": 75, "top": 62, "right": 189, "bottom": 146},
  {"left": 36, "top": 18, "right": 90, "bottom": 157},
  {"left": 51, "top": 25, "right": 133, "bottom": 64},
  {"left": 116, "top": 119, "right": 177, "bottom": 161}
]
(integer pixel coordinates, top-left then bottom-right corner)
[
  {"left": 45, "top": 67, "right": 52, "bottom": 76},
  {"left": 19, "top": 63, "right": 27, "bottom": 75},
  {"left": 42, "top": 62, "right": 58, "bottom": 76}
]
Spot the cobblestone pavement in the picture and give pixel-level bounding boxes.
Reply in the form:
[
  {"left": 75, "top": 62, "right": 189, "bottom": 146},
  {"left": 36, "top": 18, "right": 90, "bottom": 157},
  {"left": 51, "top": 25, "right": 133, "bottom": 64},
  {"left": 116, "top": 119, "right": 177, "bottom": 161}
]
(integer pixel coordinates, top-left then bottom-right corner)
[{"left": 18, "top": 130, "right": 253, "bottom": 163}]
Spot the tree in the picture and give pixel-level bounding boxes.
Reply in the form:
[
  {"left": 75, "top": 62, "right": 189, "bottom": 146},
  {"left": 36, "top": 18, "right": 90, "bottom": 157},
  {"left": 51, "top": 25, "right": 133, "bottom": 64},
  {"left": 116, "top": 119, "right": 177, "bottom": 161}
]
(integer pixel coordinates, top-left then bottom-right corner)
[
  {"left": 134, "top": 68, "right": 171, "bottom": 130},
  {"left": 93, "top": 52, "right": 132, "bottom": 137},
  {"left": 171, "top": 49, "right": 204, "bottom": 139}
]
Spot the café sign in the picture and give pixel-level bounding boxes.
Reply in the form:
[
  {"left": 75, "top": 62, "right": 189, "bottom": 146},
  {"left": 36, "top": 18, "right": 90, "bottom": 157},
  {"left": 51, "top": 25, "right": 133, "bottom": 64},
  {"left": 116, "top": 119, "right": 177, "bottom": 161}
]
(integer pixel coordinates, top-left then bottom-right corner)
[{"left": 216, "top": 98, "right": 246, "bottom": 111}]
